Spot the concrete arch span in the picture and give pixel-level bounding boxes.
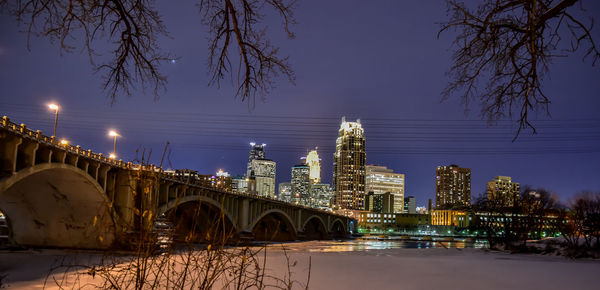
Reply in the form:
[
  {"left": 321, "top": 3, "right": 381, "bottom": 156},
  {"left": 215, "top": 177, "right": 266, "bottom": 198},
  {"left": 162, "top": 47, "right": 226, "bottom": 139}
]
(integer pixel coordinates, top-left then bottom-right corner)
[
  {"left": 0, "top": 163, "right": 116, "bottom": 249},
  {"left": 250, "top": 209, "right": 297, "bottom": 241},
  {"left": 330, "top": 218, "right": 347, "bottom": 238},
  {"left": 160, "top": 196, "right": 239, "bottom": 243},
  {"left": 301, "top": 215, "right": 329, "bottom": 240}
]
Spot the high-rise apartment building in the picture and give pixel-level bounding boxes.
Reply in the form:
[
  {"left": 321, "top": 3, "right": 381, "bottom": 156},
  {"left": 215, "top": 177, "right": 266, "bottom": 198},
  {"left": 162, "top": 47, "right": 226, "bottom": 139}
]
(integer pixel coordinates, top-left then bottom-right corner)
[
  {"left": 487, "top": 176, "right": 520, "bottom": 207},
  {"left": 305, "top": 149, "right": 321, "bottom": 184},
  {"left": 247, "top": 142, "right": 266, "bottom": 176},
  {"left": 291, "top": 163, "right": 311, "bottom": 205},
  {"left": 365, "top": 165, "right": 405, "bottom": 213},
  {"left": 250, "top": 158, "right": 276, "bottom": 198},
  {"left": 365, "top": 192, "right": 394, "bottom": 213},
  {"left": 333, "top": 117, "right": 366, "bottom": 210},
  {"left": 435, "top": 164, "right": 471, "bottom": 208}
]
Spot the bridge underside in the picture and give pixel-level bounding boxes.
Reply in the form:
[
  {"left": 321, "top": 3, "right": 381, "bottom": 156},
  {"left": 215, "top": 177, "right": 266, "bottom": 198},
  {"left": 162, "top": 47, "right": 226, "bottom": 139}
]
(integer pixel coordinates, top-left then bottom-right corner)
[
  {"left": 166, "top": 201, "right": 239, "bottom": 244},
  {"left": 0, "top": 164, "right": 116, "bottom": 249}
]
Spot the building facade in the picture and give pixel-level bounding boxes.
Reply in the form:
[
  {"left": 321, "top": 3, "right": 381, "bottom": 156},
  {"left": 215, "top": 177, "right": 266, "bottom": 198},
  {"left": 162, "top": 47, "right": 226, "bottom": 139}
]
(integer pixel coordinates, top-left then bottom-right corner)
[
  {"left": 333, "top": 117, "right": 366, "bottom": 210},
  {"left": 435, "top": 164, "right": 471, "bottom": 208},
  {"left": 365, "top": 165, "right": 405, "bottom": 213},
  {"left": 291, "top": 163, "right": 311, "bottom": 205},
  {"left": 487, "top": 176, "right": 520, "bottom": 207},
  {"left": 404, "top": 196, "right": 416, "bottom": 214},
  {"left": 305, "top": 149, "right": 321, "bottom": 184},
  {"left": 247, "top": 142, "right": 266, "bottom": 177},
  {"left": 250, "top": 158, "right": 276, "bottom": 198},
  {"left": 278, "top": 182, "right": 292, "bottom": 202},
  {"left": 311, "top": 183, "right": 333, "bottom": 208}
]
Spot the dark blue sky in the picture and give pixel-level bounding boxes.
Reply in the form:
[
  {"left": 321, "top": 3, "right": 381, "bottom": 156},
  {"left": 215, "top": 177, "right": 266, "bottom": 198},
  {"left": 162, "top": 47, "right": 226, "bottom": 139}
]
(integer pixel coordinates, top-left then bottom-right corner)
[{"left": 1, "top": 0, "right": 599, "bottom": 206}]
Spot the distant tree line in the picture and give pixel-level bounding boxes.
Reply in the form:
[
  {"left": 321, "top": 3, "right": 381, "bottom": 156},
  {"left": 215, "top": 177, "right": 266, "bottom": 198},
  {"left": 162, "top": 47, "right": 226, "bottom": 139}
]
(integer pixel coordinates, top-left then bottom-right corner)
[{"left": 469, "top": 187, "right": 600, "bottom": 257}]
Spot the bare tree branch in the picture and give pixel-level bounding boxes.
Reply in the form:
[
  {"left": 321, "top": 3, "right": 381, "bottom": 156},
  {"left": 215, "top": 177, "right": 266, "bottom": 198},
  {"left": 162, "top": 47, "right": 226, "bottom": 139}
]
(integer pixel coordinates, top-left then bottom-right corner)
[
  {"left": 199, "top": 0, "right": 296, "bottom": 108},
  {"left": 440, "top": 0, "right": 599, "bottom": 140},
  {"left": 1, "top": 0, "right": 171, "bottom": 103}
]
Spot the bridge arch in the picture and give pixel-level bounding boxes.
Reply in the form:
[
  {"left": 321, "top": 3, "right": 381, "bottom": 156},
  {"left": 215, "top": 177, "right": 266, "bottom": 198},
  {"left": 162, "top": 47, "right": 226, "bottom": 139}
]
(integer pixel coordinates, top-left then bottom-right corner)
[
  {"left": 250, "top": 209, "right": 297, "bottom": 241},
  {"left": 330, "top": 218, "right": 347, "bottom": 238},
  {"left": 159, "top": 196, "right": 239, "bottom": 243},
  {"left": 301, "top": 215, "right": 328, "bottom": 240},
  {"left": 0, "top": 163, "right": 116, "bottom": 248}
]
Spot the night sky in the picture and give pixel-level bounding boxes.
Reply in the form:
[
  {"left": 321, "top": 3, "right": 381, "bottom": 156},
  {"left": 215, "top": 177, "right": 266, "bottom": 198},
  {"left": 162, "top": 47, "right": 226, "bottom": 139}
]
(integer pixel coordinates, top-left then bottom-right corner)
[{"left": 1, "top": 0, "right": 599, "bottom": 206}]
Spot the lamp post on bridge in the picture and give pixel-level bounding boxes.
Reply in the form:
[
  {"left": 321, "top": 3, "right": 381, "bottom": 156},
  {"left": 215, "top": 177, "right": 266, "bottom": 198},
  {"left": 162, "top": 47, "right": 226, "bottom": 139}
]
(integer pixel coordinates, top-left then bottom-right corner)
[
  {"left": 108, "top": 130, "right": 119, "bottom": 159},
  {"left": 48, "top": 103, "right": 59, "bottom": 137}
]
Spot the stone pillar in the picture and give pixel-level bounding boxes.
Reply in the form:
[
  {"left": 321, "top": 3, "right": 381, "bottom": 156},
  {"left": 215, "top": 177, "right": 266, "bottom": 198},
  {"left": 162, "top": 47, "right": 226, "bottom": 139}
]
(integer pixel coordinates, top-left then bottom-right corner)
[
  {"left": 16, "top": 139, "right": 38, "bottom": 171},
  {"left": 113, "top": 170, "right": 136, "bottom": 230},
  {"left": 0, "top": 133, "right": 21, "bottom": 176},
  {"left": 35, "top": 145, "right": 53, "bottom": 164},
  {"left": 97, "top": 165, "right": 111, "bottom": 191},
  {"left": 241, "top": 199, "right": 250, "bottom": 231}
]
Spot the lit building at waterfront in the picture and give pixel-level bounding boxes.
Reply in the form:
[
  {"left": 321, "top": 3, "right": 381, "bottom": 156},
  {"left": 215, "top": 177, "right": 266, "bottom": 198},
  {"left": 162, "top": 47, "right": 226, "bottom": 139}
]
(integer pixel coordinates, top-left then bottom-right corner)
[
  {"left": 487, "top": 176, "right": 520, "bottom": 207},
  {"left": 291, "top": 163, "right": 311, "bottom": 205},
  {"left": 333, "top": 117, "right": 366, "bottom": 210},
  {"left": 365, "top": 192, "right": 394, "bottom": 213},
  {"left": 365, "top": 165, "right": 405, "bottom": 213},
  {"left": 250, "top": 158, "right": 276, "bottom": 198},
  {"left": 435, "top": 164, "right": 471, "bottom": 208}
]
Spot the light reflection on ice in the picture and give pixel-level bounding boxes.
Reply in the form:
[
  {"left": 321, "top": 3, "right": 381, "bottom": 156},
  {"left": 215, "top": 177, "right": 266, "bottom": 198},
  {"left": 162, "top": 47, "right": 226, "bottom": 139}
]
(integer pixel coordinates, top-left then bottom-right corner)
[{"left": 280, "top": 239, "right": 488, "bottom": 253}]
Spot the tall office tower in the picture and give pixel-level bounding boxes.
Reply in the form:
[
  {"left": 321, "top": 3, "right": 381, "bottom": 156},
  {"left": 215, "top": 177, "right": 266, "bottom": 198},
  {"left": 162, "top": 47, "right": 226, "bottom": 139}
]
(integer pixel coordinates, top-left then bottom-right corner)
[
  {"left": 435, "top": 164, "right": 471, "bottom": 208},
  {"left": 278, "top": 182, "right": 292, "bottom": 202},
  {"left": 247, "top": 142, "right": 266, "bottom": 176},
  {"left": 365, "top": 165, "right": 405, "bottom": 213},
  {"left": 311, "top": 183, "right": 333, "bottom": 208},
  {"left": 305, "top": 149, "right": 321, "bottom": 184},
  {"left": 291, "top": 163, "right": 311, "bottom": 205},
  {"left": 250, "top": 158, "right": 276, "bottom": 198},
  {"left": 333, "top": 117, "right": 366, "bottom": 210},
  {"left": 487, "top": 176, "right": 520, "bottom": 207},
  {"left": 404, "top": 196, "right": 416, "bottom": 214}
]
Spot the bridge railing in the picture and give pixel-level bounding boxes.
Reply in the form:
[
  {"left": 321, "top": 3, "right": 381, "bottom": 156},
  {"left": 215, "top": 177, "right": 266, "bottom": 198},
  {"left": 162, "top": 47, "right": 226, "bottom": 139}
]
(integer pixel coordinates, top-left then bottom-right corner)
[{"left": 1, "top": 116, "right": 134, "bottom": 169}]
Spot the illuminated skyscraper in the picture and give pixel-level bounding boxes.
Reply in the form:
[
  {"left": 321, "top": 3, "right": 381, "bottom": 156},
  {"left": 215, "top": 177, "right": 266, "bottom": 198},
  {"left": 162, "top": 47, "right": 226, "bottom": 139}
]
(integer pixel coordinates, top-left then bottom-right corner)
[
  {"left": 305, "top": 149, "right": 321, "bottom": 184},
  {"left": 250, "top": 158, "right": 276, "bottom": 198},
  {"left": 365, "top": 165, "right": 405, "bottom": 213},
  {"left": 247, "top": 142, "right": 266, "bottom": 177},
  {"left": 333, "top": 117, "right": 366, "bottom": 210},
  {"left": 291, "top": 163, "right": 310, "bottom": 205},
  {"left": 435, "top": 164, "right": 471, "bottom": 208},
  {"left": 487, "top": 176, "right": 520, "bottom": 207}
]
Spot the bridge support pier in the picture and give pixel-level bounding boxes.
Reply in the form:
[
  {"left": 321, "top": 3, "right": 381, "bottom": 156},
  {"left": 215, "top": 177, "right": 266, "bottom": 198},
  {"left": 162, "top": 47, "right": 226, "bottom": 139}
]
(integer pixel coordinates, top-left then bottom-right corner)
[{"left": 0, "top": 133, "right": 21, "bottom": 176}]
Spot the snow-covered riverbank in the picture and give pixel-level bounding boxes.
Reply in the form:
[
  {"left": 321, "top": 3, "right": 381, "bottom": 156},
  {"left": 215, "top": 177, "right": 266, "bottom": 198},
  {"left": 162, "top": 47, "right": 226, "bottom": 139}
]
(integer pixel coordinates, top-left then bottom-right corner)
[{"left": 1, "top": 240, "right": 599, "bottom": 289}]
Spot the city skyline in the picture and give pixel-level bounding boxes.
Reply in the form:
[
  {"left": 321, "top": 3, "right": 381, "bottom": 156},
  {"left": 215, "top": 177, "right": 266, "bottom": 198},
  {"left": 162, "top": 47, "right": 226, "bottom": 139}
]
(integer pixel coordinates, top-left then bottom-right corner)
[{"left": 0, "top": 1, "right": 598, "bottom": 205}]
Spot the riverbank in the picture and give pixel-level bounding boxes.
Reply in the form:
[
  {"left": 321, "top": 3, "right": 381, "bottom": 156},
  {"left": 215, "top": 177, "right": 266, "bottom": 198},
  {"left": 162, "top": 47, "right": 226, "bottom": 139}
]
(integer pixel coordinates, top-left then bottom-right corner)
[{"left": 1, "top": 240, "right": 599, "bottom": 289}]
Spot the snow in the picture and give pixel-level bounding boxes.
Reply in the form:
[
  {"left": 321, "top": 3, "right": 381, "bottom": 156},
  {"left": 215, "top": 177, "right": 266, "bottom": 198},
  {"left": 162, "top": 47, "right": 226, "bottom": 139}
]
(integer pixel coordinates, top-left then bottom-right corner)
[{"left": 1, "top": 240, "right": 599, "bottom": 289}]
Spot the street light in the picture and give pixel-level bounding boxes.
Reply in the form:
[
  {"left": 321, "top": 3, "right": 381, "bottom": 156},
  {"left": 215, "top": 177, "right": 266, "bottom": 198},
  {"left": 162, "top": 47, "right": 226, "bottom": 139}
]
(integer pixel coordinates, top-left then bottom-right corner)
[
  {"left": 48, "top": 103, "right": 59, "bottom": 137},
  {"left": 108, "top": 130, "right": 119, "bottom": 157}
]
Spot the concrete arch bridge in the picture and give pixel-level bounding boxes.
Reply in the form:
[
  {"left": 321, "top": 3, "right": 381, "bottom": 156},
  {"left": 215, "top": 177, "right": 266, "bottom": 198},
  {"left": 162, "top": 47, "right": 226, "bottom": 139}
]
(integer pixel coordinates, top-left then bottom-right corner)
[{"left": 0, "top": 116, "right": 355, "bottom": 249}]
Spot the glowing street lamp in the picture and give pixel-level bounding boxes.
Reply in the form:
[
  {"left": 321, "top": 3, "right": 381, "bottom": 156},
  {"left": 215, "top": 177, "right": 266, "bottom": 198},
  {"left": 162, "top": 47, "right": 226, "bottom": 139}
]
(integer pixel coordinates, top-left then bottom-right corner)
[
  {"left": 109, "top": 153, "right": 116, "bottom": 159},
  {"left": 108, "top": 130, "right": 119, "bottom": 156},
  {"left": 48, "top": 103, "right": 59, "bottom": 137},
  {"left": 60, "top": 139, "right": 69, "bottom": 146}
]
